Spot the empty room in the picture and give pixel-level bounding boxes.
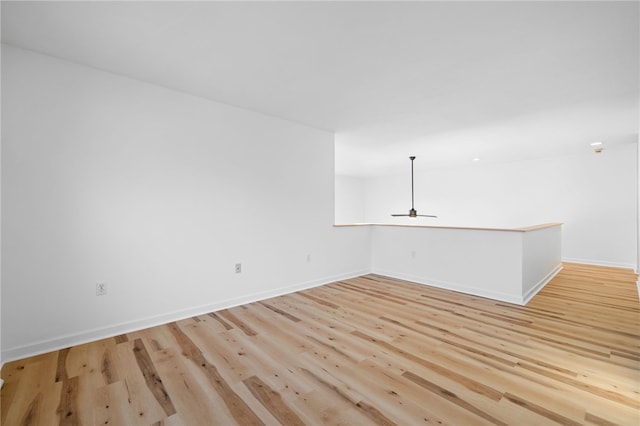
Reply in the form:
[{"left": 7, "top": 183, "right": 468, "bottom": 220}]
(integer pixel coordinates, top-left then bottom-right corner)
[{"left": 1, "top": 1, "right": 639, "bottom": 425}]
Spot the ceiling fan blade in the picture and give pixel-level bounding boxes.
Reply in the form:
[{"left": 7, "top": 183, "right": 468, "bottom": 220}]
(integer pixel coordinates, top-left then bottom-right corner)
[
  {"left": 416, "top": 214, "right": 437, "bottom": 218},
  {"left": 391, "top": 214, "right": 409, "bottom": 217}
]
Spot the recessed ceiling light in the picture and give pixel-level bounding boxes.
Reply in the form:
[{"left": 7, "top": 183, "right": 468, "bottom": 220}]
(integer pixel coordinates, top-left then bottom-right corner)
[
  {"left": 590, "top": 141, "right": 604, "bottom": 154},
  {"left": 472, "top": 158, "right": 481, "bottom": 162}
]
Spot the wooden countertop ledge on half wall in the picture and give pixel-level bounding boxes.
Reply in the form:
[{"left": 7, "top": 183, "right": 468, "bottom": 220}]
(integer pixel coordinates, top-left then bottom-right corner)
[{"left": 334, "top": 222, "right": 563, "bottom": 232}]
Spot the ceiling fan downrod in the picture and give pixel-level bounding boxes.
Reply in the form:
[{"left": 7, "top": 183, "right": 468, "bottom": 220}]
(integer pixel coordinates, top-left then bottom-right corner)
[{"left": 391, "top": 156, "right": 437, "bottom": 218}]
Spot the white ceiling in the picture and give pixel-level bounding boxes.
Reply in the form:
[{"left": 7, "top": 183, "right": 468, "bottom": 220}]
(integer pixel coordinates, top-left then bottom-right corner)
[{"left": 2, "top": 1, "right": 638, "bottom": 177}]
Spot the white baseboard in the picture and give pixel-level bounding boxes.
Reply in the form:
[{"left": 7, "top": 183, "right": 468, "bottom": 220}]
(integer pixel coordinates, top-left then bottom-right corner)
[
  {"left": 374, "top": 264, "right": 563, "bottom": 307},
  {"left": 372, "top": 269, "right": 525, "bottom": 305},
  {"left": 562, "top": 258, "right": 636, "bottom": 270},
  {"left": 522, "top": 264, "right": 563, "bottom": 305},
  {"left": 1, "top": 268, "right": 371, "bottom": 363}
]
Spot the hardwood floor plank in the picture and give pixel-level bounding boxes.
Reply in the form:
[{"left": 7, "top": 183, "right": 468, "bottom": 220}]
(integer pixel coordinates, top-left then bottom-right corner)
[
  {"left": 355, "top": 328, "right": 505, "bottom": 401},
  {"left": 93, "top": 381, "right": 147, "bottom": 426},
  {"left": 290, "top": 389, "right": 373, "bottom": 425},
  {"left": 207, "top": 312, "right": 234, "bottom": 331},
  {"left": 352, "top": 357, "right": 453, "bottom": 425},
  {"left": 242, "top": 375, "right": 305, "bottom": 426},
  {"left": 54, "top": 348, "right": 70, "bottom": 383},
  {"left": 56, "top": 376, "right": 80, "bottom": 426},
  {"left": 297, "top": 291, "right": 340, "bottom": 309},
  {"left": 353, "top": 400, "right": 398, "bottom": 426},
  {"left": 131, "top": 338, "right": 176, "bottom": 417},
  {"left": 106, "top": 343, "right": 169, "bottom": 425},
  {"left": 402, "top": 370, "right": 508, "bottom": 426},
  {"left": 100, "top": 346, "right": 117, "bottom": 385},
  {"left": 166, "top": 322, "right": 264, "bottom": 425},
  {"left": 148, "top": 347, "right": 238, "bottom": 425},
  {"left": 18, "top": 391, "right": 42, "bottom": 426},
  {"left": 503, "top": 392, "right": 583, "bottom": 426},
  {"left": 113, "top": 334, "right": 128, "bottom": 344},
  {"left": 3, "top": 355, "right": 61, "bottom": 426},
  {"left": 584, "top": 411, "right": 619, "bottom": 426},
  {"left": 517, "top": 361, "right": 639, "bottom": 409},
  {"left": 299, "top": 361, "right": 399, "bottom": 425},
  {"left": 217, "top": 310, "right": 258, "bottom": 336},
  {"left": 258, "top": 301, "right": 302, "bottom": 322}
]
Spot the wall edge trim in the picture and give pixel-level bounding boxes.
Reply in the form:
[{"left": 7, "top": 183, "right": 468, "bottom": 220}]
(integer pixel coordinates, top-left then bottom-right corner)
[
  {"left": 562, "top": 258, "right": 636, "bottom": 270},
  {"left": 371, "top": 268, "right": 525, "bottom": 305},
  {"left": 522, "top": 264, "right": 563, "bottom": 305}
]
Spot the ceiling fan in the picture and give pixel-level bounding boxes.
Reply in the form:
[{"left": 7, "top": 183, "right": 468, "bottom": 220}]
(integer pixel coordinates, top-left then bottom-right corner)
[{"left": 391, "top": 156, "right": 437, "bottom": 218}]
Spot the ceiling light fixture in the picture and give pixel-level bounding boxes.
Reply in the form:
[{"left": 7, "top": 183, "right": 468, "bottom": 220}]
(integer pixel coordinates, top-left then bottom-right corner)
[{"left": 590, "top": 141, "right": 604, "bottom": 154}]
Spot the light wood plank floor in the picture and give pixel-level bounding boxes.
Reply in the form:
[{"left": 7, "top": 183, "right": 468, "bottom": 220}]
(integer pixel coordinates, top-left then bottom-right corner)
[{"left": 2, "top": 263, "right": 639, "bottom": 425}]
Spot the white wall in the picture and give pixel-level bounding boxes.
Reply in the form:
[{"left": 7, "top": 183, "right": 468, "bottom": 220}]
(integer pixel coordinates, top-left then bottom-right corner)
[
  {"left": 372, "top": 226, "right": 524, "bottom": 303},
  {"left": 362, "top": 145, "right": 638, "bottom": 269},
  {"left": 334, "top": 175, "right": 365, "bottom": 224},
  {"left": 371, "top": 224, "right": 562, "bottom": 305},
  {"left": 1, "top": 45, "right": 371, "bottom": 361},
  {"left": 522, "top": 225, "right": 563, "bottom": 300}
]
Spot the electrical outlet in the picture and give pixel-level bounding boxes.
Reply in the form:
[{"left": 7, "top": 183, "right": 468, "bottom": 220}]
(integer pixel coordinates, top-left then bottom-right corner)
[
  {"left": 307, "top": 254, "right": 311, "bottom": 263},
  {"left": 96, "top": 282, "right": 107, "bottom": 296},
  {"left": 235, "top": 263, "right": 242, "bottom": 274}
]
